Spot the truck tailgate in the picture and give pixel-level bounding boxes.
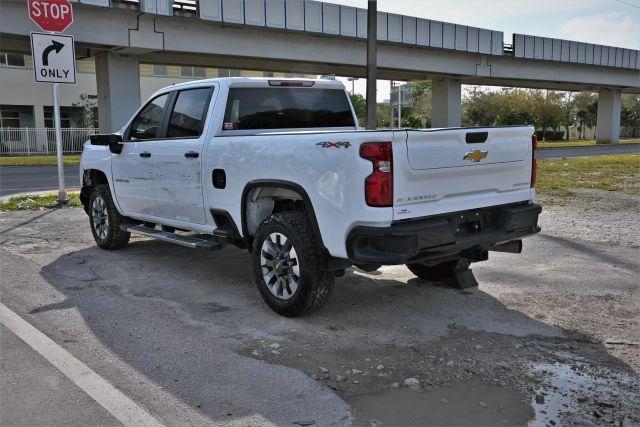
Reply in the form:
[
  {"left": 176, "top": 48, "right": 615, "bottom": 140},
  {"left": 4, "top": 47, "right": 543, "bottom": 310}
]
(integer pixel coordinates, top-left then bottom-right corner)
[{"left": 393, "top": 127, "right": 535, "bottom": 221}]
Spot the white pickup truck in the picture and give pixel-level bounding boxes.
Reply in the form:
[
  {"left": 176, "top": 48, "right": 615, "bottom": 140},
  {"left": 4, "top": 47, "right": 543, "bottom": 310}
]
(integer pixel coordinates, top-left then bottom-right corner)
[{"left": 81, "top": 77, "right": 541, "bottom": 316}]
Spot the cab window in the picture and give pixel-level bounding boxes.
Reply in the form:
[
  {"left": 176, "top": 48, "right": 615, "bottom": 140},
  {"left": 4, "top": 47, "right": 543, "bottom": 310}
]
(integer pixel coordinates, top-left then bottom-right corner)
[
  {"left": 167, "top": 88, "right": 212, "bottom": 138},
  {"left": 223, "top": 88, "right": 355, "bottom": 131},
  {"left": 128, "top": 94, "right": 170, "bottom": 140}
]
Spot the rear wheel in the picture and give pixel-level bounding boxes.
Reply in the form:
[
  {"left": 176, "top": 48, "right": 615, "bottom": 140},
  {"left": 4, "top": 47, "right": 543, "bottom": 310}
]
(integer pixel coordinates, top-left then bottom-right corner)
[
  {"left": 406, "top": 258, "right": 478, "bottom": 289},
  {"left": 252, "top": 212, "right": 334, "bottom": 317},
  {"left": 89, "top": 184, "right": 130, "bottom": 250}
]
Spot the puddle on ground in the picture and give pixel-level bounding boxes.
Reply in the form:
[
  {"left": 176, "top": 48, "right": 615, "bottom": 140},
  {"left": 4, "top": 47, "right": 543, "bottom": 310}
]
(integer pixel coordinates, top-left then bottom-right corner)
[
  {"left": 349, "top": 377, "right": 533, "bottom": 426},
  {"left": 529, "top": 362, "right": 637, "bottom": 426}
]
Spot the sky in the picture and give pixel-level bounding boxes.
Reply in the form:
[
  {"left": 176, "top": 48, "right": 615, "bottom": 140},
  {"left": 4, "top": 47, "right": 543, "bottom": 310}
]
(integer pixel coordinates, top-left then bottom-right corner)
[{"left": 320, "top": 0, "right": 640, "bottom": 101}]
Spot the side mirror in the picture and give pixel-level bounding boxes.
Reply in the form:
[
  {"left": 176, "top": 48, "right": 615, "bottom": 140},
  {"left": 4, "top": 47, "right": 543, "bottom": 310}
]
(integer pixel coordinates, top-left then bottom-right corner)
[{"left": 90, "top": 133, "right": 123, "bottom": 154}]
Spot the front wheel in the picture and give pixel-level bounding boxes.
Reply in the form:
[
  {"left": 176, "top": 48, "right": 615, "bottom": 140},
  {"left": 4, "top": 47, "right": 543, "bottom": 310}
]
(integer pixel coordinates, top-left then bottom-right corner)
[
  {"left": 89, "top": 184, "right": 130, "bottom": 250},
  {"left": 252, "top": 212, "right": 334, "bottom": 317}
]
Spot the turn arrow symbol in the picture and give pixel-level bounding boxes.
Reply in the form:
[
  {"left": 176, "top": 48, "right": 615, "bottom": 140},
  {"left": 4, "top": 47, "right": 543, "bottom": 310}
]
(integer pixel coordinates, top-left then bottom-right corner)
[{"left": 42, "top": 40, "right": 65, "bottom": 66}]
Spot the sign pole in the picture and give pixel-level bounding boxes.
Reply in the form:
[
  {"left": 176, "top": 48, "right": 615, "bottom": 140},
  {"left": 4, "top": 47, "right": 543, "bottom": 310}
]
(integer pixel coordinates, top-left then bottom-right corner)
[
  {"left": 52, "top": 83, "right": 67, "bottom": 203},
  {"left": 29, "top": 0, "right": 75, "bottom": 204}
]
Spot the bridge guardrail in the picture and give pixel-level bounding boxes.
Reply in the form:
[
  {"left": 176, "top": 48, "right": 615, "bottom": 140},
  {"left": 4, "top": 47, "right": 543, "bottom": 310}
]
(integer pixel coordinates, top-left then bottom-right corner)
[
  {"left": 513, "top": 34, "right": 639, "bottom": 70},
  {"left": 88, "top": 0, "right": 505, "bottom": 56}
]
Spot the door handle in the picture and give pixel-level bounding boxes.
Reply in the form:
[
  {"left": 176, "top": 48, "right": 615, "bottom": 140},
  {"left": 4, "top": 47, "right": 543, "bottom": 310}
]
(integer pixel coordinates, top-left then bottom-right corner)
[
  {"left": 139, "top": 151, "right": 151, "bottom": 158},
  {"left": 184, "top": 151, "right": 200, "bottom": 159}
]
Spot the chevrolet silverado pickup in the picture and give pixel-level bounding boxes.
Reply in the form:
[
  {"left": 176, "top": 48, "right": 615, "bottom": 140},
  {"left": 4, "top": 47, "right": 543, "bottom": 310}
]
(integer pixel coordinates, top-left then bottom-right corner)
[{"left": 80, "top": 77, "right": 541, "bottom": 316}]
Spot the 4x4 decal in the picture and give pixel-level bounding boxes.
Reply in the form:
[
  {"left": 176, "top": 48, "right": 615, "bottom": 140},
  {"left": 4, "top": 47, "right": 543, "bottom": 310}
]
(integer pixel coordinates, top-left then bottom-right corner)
[{"left": 316, "top": 141, "right": 351, "bottom": 149}]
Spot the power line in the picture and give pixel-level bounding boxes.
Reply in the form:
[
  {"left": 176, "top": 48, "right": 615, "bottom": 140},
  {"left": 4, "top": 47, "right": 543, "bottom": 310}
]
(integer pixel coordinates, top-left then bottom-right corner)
[{"left": 614, "top": 0, "right": 640, "bottom": 8}]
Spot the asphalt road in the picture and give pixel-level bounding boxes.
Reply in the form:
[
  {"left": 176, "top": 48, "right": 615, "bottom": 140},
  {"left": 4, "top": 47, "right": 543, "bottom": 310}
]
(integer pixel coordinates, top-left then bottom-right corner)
[
  {"left": 0, "top": 193, "right": 638, "bottom": 426},
  {"left": 536, "top": 143, "right": 640, "bottom": 159},
  {"left": 0, "top": 164, "right": 80, "bottom": 196},
  {"left": 1, "top": 144, "right": 638, "bottom": 197}
]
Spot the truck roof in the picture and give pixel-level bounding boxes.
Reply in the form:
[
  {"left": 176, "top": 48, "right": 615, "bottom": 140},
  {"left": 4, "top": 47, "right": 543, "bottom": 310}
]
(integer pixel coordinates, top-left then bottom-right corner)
[{"left": 165, "top": 77, "right": 346, "bottom": 91}]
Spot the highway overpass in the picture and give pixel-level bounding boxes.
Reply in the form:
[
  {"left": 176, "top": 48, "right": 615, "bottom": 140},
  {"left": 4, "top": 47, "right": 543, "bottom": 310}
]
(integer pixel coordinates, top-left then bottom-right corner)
[{"left": 1, "top": 0, "right": 639, "bottom": 142}]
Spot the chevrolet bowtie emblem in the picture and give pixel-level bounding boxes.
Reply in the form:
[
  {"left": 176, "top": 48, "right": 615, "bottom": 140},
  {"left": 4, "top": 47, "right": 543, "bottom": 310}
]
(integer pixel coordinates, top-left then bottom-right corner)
[{"left": 463, "top": 149, "right": 488, "bottom": 162}]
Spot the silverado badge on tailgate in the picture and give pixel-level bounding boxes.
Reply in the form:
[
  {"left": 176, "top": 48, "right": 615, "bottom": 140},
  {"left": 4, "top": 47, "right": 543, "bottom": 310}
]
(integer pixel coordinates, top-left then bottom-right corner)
[{"left": 463, "top": 149, "right": 488, "bottom": 162}]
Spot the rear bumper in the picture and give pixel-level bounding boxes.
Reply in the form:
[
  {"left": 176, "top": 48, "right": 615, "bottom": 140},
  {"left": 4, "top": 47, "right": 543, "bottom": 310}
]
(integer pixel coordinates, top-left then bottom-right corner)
[{"left": 346, "top": 202, "right": 541, "bottom": 265}]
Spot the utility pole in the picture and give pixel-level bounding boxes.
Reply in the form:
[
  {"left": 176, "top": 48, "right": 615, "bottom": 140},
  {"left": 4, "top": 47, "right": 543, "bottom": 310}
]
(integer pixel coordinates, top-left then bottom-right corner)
[
  {"left": 365, "top": 0, "right": 377, "bottom": 130},
  {"left": 390, "top": 81, "right": 394, "bottom": 128},
  {"left": 398, "top": 83, "right": 402, "bottom": 129}
]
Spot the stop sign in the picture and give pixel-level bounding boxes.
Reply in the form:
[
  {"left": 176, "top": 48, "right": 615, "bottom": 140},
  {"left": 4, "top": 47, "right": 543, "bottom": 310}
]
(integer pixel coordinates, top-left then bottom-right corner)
[{"left": 29, "top": 0, "right": 74, "bottom": 33}]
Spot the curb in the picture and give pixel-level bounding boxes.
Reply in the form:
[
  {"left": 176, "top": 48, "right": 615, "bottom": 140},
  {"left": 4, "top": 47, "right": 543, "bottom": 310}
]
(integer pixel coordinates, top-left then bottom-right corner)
[
  {"left": 0, "top": 188, "right": 80, "bottom": 203},
  {"left": 536, "top": 142, "right": 640, "bottom": 150}
]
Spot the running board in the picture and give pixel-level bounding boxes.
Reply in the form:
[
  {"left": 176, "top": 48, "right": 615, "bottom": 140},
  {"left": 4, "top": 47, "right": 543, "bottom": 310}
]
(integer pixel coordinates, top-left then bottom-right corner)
[{"left": 122, "top": 225, "right": 223, "bottom": 250}]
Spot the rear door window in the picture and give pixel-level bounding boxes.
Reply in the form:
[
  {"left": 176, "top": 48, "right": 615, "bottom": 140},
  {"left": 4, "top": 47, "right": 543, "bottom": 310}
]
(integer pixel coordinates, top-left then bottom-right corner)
[
  {"left": 167, "top": 88, "right": 212, "bottom": 138},
  {"left": 223, "top": 88, "right": 355, "bottom": 131}
]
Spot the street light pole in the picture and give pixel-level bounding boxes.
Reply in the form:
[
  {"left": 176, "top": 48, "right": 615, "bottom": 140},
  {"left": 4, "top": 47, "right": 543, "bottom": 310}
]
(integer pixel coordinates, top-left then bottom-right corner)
[{"left": 365, "top": 0, "right": 377, "bottom": 130}]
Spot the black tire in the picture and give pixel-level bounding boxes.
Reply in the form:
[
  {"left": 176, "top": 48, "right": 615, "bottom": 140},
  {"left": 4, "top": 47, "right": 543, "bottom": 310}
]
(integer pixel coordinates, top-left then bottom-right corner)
[
  {"left": 88, "top": 184, "right": 130, "bottom": 250},
  {"left": 252, "top": 211, "right": 334, "bottom": 317},
  {"left": 406, "top": 258, "right": 477, "bottom": 289}
]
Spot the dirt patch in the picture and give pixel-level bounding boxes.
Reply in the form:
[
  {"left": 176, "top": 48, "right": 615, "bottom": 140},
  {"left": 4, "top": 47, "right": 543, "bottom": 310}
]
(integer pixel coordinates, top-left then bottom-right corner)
[
  {"left": 238, "top": 325, "right": 640, "bottom": 426},
  {"left": 536, "top": 188, "right": 640, "bottom": 248}
]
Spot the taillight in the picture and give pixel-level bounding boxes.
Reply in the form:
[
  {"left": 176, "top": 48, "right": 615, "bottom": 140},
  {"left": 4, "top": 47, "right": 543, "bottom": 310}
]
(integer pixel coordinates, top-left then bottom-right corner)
[
  {"left": 360, "top": 142, "right": 393, "bottom": 207},
  {"left": 531, "top": 134, "right": 538, "bottom": 188}
]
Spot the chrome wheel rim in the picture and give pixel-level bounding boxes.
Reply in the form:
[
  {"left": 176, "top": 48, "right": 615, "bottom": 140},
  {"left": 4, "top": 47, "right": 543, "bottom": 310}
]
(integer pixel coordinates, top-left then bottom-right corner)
[
  {"left": 91, "top": 196, "right": 109, "bottom": 240},
  {"left": 260, "top": 232, "right": 300, "bottom": 300}
]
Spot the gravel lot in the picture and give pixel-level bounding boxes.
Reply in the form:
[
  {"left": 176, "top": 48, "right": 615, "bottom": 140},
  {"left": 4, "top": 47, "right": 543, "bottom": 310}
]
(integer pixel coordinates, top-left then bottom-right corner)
[{"left": 1, "top": 190, "right": 638, "bottom": 426}]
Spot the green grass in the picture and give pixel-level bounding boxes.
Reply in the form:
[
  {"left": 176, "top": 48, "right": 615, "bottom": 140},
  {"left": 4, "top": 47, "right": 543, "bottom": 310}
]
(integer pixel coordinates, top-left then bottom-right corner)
[
  {"left": 537, "top": 138, "right": 640, "bottom": 148},
  {"left": 536, "top": 154, "right": 640, "bottom": 197},
  {"left": 0, "top": 155, "right": 81, "bottom": 166},
  {"left": 0, "top": 192, "right": 81, "bottom": 211}
]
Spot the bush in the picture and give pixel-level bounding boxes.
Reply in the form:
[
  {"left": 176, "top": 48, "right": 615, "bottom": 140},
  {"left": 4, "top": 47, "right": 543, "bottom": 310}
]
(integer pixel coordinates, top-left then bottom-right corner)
[{"left": 536, "top": 130, "right": 564, "bottom": 141}]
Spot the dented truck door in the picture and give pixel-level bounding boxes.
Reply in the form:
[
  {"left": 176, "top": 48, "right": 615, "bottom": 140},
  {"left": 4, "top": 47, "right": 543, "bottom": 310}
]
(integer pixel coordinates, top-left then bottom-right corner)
[
  {"left": 112, "top": 93, "right": 170, "bottom": 217},
  {"left": 152, "top": 87, "right": 214, "bottom": 225}
]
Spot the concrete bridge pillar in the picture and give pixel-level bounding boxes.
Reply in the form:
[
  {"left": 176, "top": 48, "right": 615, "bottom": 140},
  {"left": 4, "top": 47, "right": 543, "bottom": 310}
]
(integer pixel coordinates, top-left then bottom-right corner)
[
  {"left": 596, "top": 89, "right": 622, "bottom": 144},
  {"left": 95, "top": 53, "right": 141, "bottom": 133},
  {"left": 431, "top": 79, "right": 461, "bottom": 128}
]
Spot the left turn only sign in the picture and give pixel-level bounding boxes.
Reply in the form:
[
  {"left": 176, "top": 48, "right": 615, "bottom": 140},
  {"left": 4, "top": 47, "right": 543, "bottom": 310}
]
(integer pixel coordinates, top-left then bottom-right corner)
[{"left": 30, "top": 32, "right": 76, "bottom": 84}]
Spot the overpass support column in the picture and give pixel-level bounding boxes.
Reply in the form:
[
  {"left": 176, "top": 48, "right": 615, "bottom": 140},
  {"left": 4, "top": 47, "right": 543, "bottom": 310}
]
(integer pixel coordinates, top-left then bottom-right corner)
[
  {"left": 95, "top": 53, "right": 141, "bottom": 133},
  {"left": 596, "top": 89, "right": 622, "bottom": 144},
  {"left": 431, "top": 79, "right": 461, "bottom": 128}
]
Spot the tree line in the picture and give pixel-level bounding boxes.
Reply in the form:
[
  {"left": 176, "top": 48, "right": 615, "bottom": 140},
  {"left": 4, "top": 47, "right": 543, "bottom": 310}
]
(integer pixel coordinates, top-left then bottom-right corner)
[{"left": 350, "top": 84, "right": 640, "bottom": 140}]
